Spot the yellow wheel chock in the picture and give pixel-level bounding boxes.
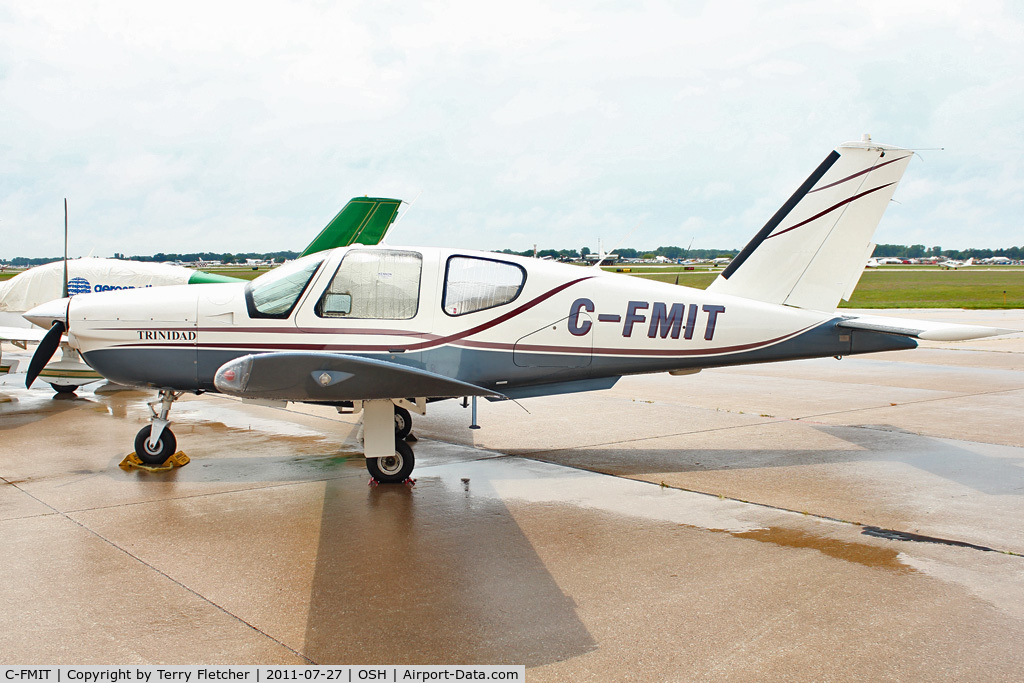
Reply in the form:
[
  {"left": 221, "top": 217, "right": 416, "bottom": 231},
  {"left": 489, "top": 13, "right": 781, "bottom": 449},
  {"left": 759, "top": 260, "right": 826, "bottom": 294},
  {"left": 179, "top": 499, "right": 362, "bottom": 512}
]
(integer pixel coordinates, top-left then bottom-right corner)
[{"left": 119, "top": 450, "right": 190, "bottom": 472}]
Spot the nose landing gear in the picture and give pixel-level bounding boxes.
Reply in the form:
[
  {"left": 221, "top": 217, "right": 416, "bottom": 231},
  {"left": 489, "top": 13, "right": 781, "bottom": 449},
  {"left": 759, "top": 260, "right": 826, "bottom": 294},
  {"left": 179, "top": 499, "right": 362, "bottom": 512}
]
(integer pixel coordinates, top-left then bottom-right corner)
[{"left": 133, "top": 389, "right": 183, "bottom": 465}]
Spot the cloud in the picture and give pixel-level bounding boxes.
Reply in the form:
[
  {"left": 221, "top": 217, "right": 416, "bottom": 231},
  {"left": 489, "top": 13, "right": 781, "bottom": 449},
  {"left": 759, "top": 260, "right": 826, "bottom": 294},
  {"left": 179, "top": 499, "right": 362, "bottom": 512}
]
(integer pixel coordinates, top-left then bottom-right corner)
[{"left": 1, "top": 0, "right": 1022, "bottom": 258}]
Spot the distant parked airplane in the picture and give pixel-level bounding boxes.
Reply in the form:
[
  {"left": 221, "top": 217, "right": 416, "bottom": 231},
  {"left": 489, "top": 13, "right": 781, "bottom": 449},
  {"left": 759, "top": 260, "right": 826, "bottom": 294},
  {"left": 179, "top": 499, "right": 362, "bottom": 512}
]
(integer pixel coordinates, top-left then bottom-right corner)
[{"left": 938, "top": 257, "right": 974, "bottom": 270}]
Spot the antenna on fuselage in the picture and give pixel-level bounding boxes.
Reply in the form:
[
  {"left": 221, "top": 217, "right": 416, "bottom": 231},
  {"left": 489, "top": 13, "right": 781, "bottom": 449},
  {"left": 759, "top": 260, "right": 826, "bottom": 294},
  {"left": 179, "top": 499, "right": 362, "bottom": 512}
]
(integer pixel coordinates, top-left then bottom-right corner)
[{"left": 62, "top": 198, "right": 68, "bottom": 298}]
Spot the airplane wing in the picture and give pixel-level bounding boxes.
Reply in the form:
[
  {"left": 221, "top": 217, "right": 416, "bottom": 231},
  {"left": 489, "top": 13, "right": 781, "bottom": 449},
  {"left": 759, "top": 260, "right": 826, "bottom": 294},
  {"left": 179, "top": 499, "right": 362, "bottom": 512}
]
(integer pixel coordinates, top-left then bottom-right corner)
[
  {"left": 214, "top": 351, "right": 505, "bottom": 402},
  {"left": 837, "top": 315, "right": 1016, "bottom": 341},
  {"left": 0, "top": 326, "right": 47, "bottom": 345}
]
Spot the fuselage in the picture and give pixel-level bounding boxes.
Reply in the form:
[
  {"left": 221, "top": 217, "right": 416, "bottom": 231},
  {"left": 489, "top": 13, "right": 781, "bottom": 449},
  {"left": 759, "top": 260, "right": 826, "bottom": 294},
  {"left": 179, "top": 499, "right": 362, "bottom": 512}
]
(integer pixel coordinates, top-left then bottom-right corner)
[{"left": 59, "top": 245, "right": 915, "bottom": 397}]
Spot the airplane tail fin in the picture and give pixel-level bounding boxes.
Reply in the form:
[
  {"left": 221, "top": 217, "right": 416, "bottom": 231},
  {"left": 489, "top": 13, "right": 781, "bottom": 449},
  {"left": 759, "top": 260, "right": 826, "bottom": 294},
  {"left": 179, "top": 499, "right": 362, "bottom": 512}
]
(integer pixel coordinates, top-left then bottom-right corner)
[
  {"left": 299, "top": 197, "right": 402, "bottom": 257},
  {"left": 706, "top": 137, "right": 912, "bottom": 312}
]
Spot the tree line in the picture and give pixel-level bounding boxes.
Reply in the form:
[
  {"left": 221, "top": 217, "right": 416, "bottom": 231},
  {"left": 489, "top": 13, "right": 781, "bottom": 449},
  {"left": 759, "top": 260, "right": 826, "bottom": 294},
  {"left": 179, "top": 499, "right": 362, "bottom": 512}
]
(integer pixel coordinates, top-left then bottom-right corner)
[
  {"left": 3, "top": 251, "right": 300, "bottom": 267},
  {"left": 872, "top": 244, "right": 1023, "bottom": 260},
  {"left": 4, "top": 243, "right": 1022, "bottom": 267}
]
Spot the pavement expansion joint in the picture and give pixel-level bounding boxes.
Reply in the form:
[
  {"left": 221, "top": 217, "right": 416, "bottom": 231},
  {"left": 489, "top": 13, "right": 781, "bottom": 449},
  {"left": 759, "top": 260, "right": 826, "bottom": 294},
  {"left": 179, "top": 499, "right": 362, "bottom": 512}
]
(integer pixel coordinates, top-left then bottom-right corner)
[
  {"left": 1, "top": 472, "right": 307, "bottom": 656},
  {"left": 795, "top": 386, "right": 1024, "bottom": 423},
  {"left": 514, "top": 418, "right": 793, "bottom": 457},
  {"left": 512, "top": 452, "right": 1024, "bottom": 558},
  {"left": 66, "top": 514, "right": 316, "bottom": 663}
]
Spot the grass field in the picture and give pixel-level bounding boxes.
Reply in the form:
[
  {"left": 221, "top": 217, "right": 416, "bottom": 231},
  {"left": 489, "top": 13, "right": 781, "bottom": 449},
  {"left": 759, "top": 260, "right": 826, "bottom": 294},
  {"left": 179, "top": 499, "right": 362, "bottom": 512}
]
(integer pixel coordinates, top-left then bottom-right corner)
[
  {"left": 610, "top": 267, "right": 1024, "bottom": 308},
  {"left": 3, "top": 266, "right": 1022, "bottom": 308}
]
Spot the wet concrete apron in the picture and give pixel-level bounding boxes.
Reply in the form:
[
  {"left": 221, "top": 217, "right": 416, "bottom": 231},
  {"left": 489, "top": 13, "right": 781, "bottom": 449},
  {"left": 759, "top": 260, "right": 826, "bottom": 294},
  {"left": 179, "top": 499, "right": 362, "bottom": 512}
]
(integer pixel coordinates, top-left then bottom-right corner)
[{"left": 1, "top": 315, "right": 1023, "bottom": 679}]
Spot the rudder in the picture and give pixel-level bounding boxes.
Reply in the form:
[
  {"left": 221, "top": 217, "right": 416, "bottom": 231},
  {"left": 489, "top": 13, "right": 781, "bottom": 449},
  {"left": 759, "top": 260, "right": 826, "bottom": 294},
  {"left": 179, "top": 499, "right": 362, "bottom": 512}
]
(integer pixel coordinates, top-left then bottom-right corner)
[
  {"left": 299, "top": 197, "right": 402, "bottom": 257},
  {"left": 707, "top": 137, "right": 912, "bottom": 312}
]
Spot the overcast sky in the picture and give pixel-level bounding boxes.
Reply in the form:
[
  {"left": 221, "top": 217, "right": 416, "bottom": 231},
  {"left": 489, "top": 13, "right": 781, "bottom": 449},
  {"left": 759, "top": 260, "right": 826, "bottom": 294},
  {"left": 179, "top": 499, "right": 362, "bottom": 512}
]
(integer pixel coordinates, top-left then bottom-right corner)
[{"left": 2, "top": 0, "right": 1022, "bottom": 259}]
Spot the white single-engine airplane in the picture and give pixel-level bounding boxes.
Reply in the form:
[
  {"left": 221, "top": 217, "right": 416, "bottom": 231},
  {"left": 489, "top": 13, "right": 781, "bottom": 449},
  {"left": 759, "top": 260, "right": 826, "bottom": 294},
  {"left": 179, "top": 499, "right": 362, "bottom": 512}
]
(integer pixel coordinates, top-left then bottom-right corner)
[
  {"left": 22, "top": 138, "right": 1013, "bottom": 482},
  {"left": 938, "top": 257, "right": 974, "bottom": 270}
]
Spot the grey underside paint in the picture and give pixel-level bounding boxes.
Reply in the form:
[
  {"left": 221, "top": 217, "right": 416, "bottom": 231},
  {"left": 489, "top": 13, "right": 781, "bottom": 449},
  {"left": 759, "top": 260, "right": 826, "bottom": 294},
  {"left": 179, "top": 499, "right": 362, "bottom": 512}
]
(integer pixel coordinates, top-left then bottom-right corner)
[
  {"left": 81, "top": 319, "right": 917, "bottom": 396},
  {"left": 224, "top": 352, "right": 503, "bottom": 402}
]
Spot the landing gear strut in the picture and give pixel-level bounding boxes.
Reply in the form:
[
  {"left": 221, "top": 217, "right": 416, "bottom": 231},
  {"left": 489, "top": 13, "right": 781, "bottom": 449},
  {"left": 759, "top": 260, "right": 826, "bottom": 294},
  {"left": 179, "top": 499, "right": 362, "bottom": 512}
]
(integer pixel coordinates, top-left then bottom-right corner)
[{"left": 134, "top": 389, "right": 183, "bottom": 465}]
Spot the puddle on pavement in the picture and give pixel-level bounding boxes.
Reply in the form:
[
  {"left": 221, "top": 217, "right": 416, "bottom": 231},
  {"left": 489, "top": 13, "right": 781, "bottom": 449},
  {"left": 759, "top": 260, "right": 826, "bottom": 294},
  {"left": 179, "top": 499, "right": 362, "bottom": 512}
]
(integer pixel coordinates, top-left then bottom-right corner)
[{"left": 730, "top": 526, "right": 913, "bottom": 572}]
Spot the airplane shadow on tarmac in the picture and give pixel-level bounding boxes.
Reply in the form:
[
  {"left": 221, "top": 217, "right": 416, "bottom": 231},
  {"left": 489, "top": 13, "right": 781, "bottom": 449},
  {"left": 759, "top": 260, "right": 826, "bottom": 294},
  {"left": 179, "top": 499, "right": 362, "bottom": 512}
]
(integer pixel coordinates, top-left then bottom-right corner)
[
  {"left": 517, "top": 423, "right": 1024, "bottom": 497},
  {"left": 302, "top": 476, "right": 597, "bottom": 666},
  {"left": 0, "top": 391, "right": 87, "bottom": 430}
]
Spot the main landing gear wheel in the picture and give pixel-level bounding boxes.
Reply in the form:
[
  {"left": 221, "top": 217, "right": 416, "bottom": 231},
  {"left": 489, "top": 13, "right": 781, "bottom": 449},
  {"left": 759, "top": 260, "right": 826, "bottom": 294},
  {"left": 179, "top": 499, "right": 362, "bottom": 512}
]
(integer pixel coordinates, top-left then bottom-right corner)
[
  {"left": 366, "top": 439, "right": 415, "bottom": 483},
  {"left": 134, "top": 425, "right": 177, "bottom": 465},
  {"left": 49, "top": 383, "right": 76, "bottom": 394},
  {"left": 394, "top": 405, "right": 412, "bottom": 440}
]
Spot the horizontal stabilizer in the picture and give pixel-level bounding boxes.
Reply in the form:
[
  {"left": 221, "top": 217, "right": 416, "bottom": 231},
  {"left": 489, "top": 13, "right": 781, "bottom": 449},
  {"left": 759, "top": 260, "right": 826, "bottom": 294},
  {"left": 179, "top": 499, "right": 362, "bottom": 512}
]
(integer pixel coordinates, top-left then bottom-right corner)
[
  {"left": 837, "top": 315, "right": 1017, "bottom": 341},
  {"left": 708, "top": 137, "right": 913, "bottom": 312},
  {"left": 214, "top": 351, "right": 503, "bottom": 402}
]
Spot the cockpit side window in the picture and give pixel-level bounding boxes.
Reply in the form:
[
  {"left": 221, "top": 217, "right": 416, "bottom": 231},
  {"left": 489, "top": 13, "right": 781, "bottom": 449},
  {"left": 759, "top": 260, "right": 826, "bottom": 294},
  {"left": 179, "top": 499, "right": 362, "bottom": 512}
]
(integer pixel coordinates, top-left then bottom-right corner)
[
  {"left": 317, "top": 249, "right": 423, "bottom": 319},
  {"left": 245, "top": 254, "right": 324, "bottom": 319},
  {"left": 443, "top": 256, "right": 526, "bottom": 316}
]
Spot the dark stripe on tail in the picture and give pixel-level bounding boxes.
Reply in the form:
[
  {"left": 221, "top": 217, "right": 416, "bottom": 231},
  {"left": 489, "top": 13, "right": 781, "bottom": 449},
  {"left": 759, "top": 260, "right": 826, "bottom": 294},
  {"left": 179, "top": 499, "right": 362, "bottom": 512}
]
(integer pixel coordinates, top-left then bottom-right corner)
[
  {"left": 807, "top": 154, "right": 909, "bottom": 193},
  {"left": 721, "top": 150, "right": 840, "bottom": 280},
  {"left": 765, "top": 181, "right": 896, "bottom": 240}
]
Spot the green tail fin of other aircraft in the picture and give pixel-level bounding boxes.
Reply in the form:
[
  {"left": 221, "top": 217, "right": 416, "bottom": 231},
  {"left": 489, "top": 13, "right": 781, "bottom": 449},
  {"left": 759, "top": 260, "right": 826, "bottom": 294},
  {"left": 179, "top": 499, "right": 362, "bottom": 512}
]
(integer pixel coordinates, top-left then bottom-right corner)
[
  {"left": 186, "top": 196, "right": 403, "bottom": 284},
  {"left": 299, "top": 197, "right": 402, "bottom": 257},
  {"left": 187, "top": 270, "right": 250, "bottom": 285}
]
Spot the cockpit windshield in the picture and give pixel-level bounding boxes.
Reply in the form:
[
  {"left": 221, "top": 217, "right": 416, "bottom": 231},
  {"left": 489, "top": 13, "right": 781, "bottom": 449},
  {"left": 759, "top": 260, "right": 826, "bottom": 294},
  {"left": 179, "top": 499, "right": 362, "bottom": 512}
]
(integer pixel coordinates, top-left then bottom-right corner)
[{"left": 245, "top": 253, "right": 324, "bottom": 319}]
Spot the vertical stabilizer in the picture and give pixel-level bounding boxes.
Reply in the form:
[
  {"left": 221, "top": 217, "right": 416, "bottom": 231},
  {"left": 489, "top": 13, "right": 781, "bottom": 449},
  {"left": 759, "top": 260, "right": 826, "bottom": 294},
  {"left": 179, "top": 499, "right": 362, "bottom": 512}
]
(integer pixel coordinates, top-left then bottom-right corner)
[
  {"left": 299, "top": 197, "right": 402, "bottom": 257},
  {"left": 707, "top": 138, "right": 912, "bottom": 312}
]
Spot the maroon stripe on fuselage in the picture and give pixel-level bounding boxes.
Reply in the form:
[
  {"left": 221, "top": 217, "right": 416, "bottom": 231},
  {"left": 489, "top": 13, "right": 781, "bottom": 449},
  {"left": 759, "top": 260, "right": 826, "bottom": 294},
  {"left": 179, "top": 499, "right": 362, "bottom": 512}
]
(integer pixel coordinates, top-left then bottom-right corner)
[
  {"left": 455, "top": 323, "right": 817, "bottom": 357},
  {"left": 108, "top": 322, "right": 818, "bottom": 358},
  {"left": 400, "top": 275, "right": 594, "bottom": 350},
  {"left": 103, "top": 277, "right": 596, "bottom": 354},
  {"left": 97, "top": 325, "right": 442, "bottom": 339}
]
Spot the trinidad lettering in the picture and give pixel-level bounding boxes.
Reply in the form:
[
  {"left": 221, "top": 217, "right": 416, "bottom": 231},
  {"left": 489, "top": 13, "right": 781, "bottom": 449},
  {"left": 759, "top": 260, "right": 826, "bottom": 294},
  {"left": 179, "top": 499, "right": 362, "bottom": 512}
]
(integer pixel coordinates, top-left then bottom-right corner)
[{"left": 137, "top": 330, "right": 198, "bottom": 341}]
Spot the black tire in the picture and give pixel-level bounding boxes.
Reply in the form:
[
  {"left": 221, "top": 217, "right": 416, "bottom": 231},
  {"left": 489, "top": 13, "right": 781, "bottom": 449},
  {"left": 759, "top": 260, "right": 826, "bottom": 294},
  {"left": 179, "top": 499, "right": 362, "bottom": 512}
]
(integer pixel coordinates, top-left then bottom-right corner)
[
  {"left": 134, "top": 425, "right": 177, "bottom": 465},
  {"left": 49, "top": 383, "right": 77, "bottom": 394},
  {"left": 394, "top": 405, "right": 413, "bottom": 440},
  {"left": 366, "top": 439, "right": 415, "bottom": 483}
]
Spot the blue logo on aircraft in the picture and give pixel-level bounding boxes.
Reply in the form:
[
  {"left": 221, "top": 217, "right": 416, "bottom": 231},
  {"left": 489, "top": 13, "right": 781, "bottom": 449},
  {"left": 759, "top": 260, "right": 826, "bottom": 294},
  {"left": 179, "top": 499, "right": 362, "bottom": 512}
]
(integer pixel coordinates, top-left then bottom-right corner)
[{"left": 67, "top": 277, "right": 92, "bottom": 296}]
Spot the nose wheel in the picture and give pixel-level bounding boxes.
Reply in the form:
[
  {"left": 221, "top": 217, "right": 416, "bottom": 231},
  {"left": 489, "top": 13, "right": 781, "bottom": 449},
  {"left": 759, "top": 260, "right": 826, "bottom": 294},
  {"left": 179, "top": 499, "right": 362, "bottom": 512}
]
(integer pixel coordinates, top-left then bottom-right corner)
[
  {"left": 134, "top": 389, "right": 183, "bottom": 465},
  {"left": 134, "top": 424, "right": 177, "bottom": 464}
]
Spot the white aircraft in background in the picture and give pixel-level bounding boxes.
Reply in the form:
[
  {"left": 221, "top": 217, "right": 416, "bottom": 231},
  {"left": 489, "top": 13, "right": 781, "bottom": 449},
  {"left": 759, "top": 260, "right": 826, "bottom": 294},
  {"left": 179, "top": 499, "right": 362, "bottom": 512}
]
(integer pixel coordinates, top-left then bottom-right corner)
[
  {"left": 22, "top": 137, "right": 1014, "bottom": 482},
  {"left": 938, "top": 257, "right": 974, "bottom": 270}
]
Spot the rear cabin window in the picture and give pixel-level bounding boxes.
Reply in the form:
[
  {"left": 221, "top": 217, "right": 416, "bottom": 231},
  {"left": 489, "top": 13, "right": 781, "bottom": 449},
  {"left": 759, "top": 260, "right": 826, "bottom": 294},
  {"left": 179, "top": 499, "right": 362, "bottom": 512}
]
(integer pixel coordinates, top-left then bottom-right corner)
[
  {"left": 245, "top": 254, "right": 324, "bottom": 319},
  {"left": 443, "top": 256, "right": 526, "bottom": 316},
  {"left": 317, "top": 249, "right": 423, "bottom": 320}
]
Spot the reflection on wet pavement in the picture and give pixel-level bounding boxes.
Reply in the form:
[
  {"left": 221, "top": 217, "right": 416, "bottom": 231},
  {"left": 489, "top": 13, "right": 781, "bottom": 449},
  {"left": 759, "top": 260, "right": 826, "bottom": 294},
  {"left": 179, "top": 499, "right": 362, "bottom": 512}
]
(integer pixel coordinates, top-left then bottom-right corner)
[
  {"left": 305, "top": 477, "right": 596, "bottom": 665},
  {"left": 730, "top": 527, "right": 912, "bottom": 572}
]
